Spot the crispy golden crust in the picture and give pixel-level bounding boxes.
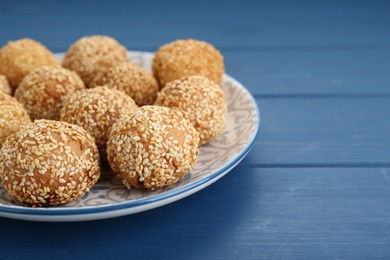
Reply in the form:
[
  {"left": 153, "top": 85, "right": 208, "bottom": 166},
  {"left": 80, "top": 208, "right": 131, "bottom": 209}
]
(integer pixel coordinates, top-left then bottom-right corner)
[
  {"left": 154, "top": 76, "right": 227, "bottom": 145},
  {"left": 90, "top": 61, "right": 159, "bottom": 106},
  {"left": 152, "top": 39, "right": 224, "bottom": 87},
  {"left": 62, "top": 35, "right": 128, "bottom": 87},
  {"left": 107, "top": 106, "right": 199, "bottom": 190},
  {"left": 60, "top": 86, "right": 138, "bottom": 161},
  {"left": 14, "top": 66, "right": 85, "bottom": 121},
  {"left": 0, "top": 75, "right": 11, "bottom": 95},
  {"left": 0, "top": 38, "right": 59, "bottom": 90},
  {"left": 0, "top": 120, "right": 101, "bottom": 206},
  {"left": 0, "top": 92, "right": 31, "bottom": 145}
]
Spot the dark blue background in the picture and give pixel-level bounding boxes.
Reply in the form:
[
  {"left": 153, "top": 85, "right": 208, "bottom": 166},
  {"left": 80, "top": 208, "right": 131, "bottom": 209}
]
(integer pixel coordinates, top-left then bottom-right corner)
[{"left": 1, "top": 0, "right": 390, "bottom": 258}]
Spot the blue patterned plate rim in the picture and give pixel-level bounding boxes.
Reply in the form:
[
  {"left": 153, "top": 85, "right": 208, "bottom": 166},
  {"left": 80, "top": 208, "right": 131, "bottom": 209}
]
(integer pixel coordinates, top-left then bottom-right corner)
[{"left": 0, "top": 52, "right": 260, "bottom": 218}]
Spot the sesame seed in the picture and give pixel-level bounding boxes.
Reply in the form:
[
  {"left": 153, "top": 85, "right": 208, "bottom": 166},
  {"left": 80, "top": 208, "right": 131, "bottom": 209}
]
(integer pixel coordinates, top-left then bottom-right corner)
[
  {"left": 60, "top": 86, "right": 138, "bottom": 161},
  {"left": 62, "top": 35, "right": 128, "bottom": 87},
  {"left": 152, "top": 39, "right": 224, "bottom": 86},
  {"left": 0, "top": 119, "right": 100, "bottom": 206},
  {"left": 107, "top": 105, "right": 199, "bottom": 190},
  {"left": 90, "top": 61, "right": 159, "bottom": 106},
  {"left": 154, "top": 76, "right": 227, "bottom": 145}
]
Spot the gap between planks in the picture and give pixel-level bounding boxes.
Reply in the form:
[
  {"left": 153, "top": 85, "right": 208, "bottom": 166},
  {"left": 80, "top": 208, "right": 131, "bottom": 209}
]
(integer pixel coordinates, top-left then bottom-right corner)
[
  {"left": 253, "top": 93, "right": 390, "bottom": 99},
  {"left": 47, "top": 44, "right": 390, "bottom": 54},
  {"left": 250, "top": 163, "right": 390, "bottom": 169}
]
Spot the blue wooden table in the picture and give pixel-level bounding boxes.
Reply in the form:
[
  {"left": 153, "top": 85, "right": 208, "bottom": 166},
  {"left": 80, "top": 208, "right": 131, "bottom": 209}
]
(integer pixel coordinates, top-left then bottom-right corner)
[{"left": 1, "top": 0, "right": 390, "bottom": 258}]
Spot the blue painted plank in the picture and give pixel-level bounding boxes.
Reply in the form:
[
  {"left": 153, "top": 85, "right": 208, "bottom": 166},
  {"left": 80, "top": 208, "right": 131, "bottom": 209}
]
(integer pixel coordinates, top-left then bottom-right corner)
[
  {"left": 0, "top": 1, "right": 389, "bottom": 258},
  {"left": 0, "top": 0, "right": 389, "bottom": 49},
  {"left": 0, "top": 166, "right": 389, "bottom": 259},
  {"left": 0, "top": 1, "right": 388, "bottom": 95},
  {"left": 225, "top": 49, "right": 390, "bottom": 95},
  {"left": 248, "top": 97, "right": 390, "bottom": 166}
]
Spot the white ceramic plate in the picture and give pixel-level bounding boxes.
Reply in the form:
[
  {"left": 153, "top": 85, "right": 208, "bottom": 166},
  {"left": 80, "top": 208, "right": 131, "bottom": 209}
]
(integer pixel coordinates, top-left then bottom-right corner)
[{"left": 0, "top": 51, "right": 260, "bottom": 222}]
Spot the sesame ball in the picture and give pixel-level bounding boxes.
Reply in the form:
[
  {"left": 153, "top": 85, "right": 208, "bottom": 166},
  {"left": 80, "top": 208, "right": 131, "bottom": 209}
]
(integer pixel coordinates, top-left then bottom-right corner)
[
  {"left": 0, "top": 92, "right": 31, "bottom": 146},
  {"left": 154, "top": 76, "right": 227, "bottom": 145},
  {"left": 62, "top": 35, "right": 128, "bottom": 87},
  {"left": 61, "top": 86, "right": 138, "bottom": 160},
  {"left": 0, "top": 74, "right": 11, "bottom": 95},
  {"left": 0, "top": 38, "right": 59, "bottom": 90},
  {"left": 0, "top": 120, "right": 101, "bottom": 207},
  {"left": 152, "top": 39, "right": 224, "bottom": 87},
  {"left": 107, "top": 105, "right": 199, "bottom": 190},
  {"left": 14, "top": 66, "right": 86, "bottom": 121},
  {"left": 90, "top": 61, "right": 159, "bottom": 106}
]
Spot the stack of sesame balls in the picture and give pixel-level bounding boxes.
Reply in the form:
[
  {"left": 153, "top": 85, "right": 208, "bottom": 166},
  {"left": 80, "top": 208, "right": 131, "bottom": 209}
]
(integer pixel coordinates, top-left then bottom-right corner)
[{"left": 0, "top": 36, "right": 227, "bottom": 207}]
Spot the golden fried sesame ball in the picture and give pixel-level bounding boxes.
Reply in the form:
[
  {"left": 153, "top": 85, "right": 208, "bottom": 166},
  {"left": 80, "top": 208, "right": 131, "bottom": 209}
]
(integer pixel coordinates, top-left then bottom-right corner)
[
  {"left": 152, "top": 39, "right": 224, "bottom": 87},
  {"left": 0, "top": 38, "right": 59, "bottom": 90},
  {"left": 107, "top": 105, "right": 199, "bottom": 190},
  {"left": 0, "top": 92, "right": 31, "bottom": 146},
  {"left": 61, "top": 86, "right": 138, "bottom": 160},
  {"left": 90, "top": 61, "right": 159, "bottom": 106},
  {"left": 62, "top": 35, "right": 128, "bottom": 87},
  {"left": 154, "top": 76, "right": 227, "bottom": 145},
  {"left": 14, "top": 66, "right": 85, "bottom": 121},
  {"left": 0, "top": 120, "right": 101, "bottom": 207},
  {"left": 0, "top": 74, "right": 11, "bottom": 95}
]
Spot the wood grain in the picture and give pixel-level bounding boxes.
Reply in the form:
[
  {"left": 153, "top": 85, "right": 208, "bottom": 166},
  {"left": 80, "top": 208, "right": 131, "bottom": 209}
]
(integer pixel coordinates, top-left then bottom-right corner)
[
  {"left": 0, "top": 167, "right": 389, "bottom": 258},
  {"left": 1, "top": 0, "right": 389, "bottom": 50},
  {"left": 225, "top": 49, "right": 390, "bottom": 95},
  {"left": 0, "top": 0, "right": 389, "bottom": 258},
  {"left": 250, "top": 97, "right": 390, "bottom": 166}
]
